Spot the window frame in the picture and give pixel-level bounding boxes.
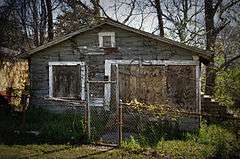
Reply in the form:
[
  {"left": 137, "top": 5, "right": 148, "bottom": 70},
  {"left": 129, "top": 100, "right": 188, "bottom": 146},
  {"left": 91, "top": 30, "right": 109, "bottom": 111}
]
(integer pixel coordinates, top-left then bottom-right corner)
[
  {"left": 98, "top": 32, "right": 115, "bottom": 48},
  {"left": 48, "top": 61, "right": 85, "bottom": 100}
]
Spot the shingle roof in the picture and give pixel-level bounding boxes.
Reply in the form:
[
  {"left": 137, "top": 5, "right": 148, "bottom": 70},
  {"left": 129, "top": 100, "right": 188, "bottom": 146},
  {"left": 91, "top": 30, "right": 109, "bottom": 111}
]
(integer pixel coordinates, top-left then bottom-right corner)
[{"left": 20, "top": 18, "right": 212, "bottom": 62}]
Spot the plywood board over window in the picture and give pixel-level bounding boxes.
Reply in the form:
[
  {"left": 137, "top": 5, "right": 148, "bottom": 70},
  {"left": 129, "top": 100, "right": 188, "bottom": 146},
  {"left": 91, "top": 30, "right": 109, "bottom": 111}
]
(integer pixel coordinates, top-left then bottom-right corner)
[
  {"left": 98, "top": 32, "right": 115, "bottom": 48},
  {"left": 116, "top": 65, "right": 167, "bottom": 105},
  {"left": 53, "top": 65, "right": 80, "bottom": 99},
  {"left": 48, "top": 61, "right": 85, "bottom": 100},
  {"left": 102, "top": 36, "right": 112, "bottom": 48},
  {"left": 166, "top": 65, "right": 196, "bottom": 111}
]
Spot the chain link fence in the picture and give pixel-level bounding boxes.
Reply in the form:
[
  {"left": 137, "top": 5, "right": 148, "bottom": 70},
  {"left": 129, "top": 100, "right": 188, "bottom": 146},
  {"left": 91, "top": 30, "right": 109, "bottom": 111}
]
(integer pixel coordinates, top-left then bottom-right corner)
[
  {"left": 118, "top": 64, "right": 198, "bottom": 146},
  {"left": 85, "top": 63, "right": 239, "bottom": 147},
  {"left": 1, "top": 63, "right": 239, "bottom": 148},
  {"left": 85, "top": 64, "right": 121, "bottom": 145},
  {"left": 0, "top": 95, "right": 86, "bottom": 144}
]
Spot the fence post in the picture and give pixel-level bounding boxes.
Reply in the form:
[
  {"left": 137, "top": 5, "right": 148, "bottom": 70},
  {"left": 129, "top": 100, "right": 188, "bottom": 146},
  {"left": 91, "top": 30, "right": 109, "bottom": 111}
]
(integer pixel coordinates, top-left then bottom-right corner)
[
  {"left": 86, "top": 65, "right": 91, "bottom": 141},
  {"left": 116, "top": 64, "right": 122, "bottom": 146}
]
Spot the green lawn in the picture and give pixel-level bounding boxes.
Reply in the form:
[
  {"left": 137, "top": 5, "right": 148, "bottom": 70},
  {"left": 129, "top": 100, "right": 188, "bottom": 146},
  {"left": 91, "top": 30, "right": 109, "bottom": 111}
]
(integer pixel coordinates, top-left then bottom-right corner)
[{"left": 0, "top": 144, "right": 151, "bottom": 159}]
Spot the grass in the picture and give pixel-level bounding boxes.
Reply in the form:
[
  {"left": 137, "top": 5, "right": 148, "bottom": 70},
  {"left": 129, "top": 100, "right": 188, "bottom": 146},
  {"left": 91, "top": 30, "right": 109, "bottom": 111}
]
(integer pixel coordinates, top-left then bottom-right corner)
[
  {"left": 0, "top": 108, "right": 86, "bottom": 145},
  {"left": 0, "top": 144, "right": 149, "bottom": 159},
  {"left": 156, "top": 140, "right": 216, "bottom": 159},
  {"left": 0, "top": 108, "right": 239, "bottom": 158},
  {"left": 121, "top": 121, "right": 240, "bottom": 159}
]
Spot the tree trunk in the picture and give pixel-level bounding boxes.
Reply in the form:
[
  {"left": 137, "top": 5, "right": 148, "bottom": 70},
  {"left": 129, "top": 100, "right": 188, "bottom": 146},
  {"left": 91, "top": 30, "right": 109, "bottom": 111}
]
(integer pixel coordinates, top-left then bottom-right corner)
[
  {"left": 31, "top": 0, "right": 39, "bottom": 46},
  {"left": 40, "top": 0, "right": 47, "bottom": 45},
  {"left": 46, "top": 0, "right": 53, "bottom": 41},
  {"left": 204, "top": 0, "right": 217, "bottom": 96},
  {"left": 154, "top": 0, "right": 164, "bottom": 37}
]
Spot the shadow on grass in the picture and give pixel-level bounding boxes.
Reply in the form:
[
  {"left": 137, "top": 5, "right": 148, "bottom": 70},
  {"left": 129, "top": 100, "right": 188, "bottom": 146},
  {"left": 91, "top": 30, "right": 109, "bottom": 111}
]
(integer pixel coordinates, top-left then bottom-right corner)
[
  {"left": 0, "top": 108, "right": 87, "bottom": 146},
  {"left": 17, "top": 146, "right": 74, "bottom": 159},
  {"left": 76, "top": 147, "right": 115, "bottom": 159},
  {"left": 12, "top": 145, "right": 115, "bottom": 159}
]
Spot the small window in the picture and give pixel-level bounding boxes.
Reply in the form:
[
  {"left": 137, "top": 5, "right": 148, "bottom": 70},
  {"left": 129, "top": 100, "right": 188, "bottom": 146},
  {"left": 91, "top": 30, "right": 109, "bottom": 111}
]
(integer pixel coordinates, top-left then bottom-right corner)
[
  {"left": 102, "top": 36, "right": 112, "bottom": 48},
  {"left": 99, "top": 32, "right": 115, "bottom": 48}
]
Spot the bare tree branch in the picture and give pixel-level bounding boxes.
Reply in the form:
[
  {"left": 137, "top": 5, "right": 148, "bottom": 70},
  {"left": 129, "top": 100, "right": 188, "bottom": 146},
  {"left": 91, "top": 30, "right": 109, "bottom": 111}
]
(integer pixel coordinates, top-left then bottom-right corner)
[{"left": 219, "top": 54, "right": 240, "bottom": 69}]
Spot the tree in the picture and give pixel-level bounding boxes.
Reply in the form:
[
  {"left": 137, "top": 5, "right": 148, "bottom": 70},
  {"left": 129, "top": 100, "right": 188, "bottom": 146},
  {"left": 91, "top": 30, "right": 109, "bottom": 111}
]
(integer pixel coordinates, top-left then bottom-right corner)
[
  {"left": 39, "top": 0, "right": 47, "bottom": 45},
  {"left": 159, "top": 0, "right": 205, "bottom": 45},
  {"left": 149, "top": 0, "right": 164, "bottom": 37},
  {"left": 46, "top": 0, "right": 53, "bottom": 41},
  {"left": 204, "top": 0, "right": 240, "bottom": 95},
  {"left": 55, "top": 0, "right": 102, "bottom": 36},
  {"left": 0, "top": 0, "right": 61, "bottom": 48},
  {"left": 0, "top": 1, "right": 27, "bottom": 49}
]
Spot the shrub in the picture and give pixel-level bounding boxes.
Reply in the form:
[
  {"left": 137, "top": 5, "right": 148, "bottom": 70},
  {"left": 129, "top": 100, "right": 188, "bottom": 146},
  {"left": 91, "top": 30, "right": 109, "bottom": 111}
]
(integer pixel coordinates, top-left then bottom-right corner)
[
  {"left": 199, "top": 121, "right": 239, "bottom": 158},
  {"left": 215, "top": 66, "right": 240, "bottom": 111},
  {"left": 122, "top": 136, "right": 143, "bottom": 153}
]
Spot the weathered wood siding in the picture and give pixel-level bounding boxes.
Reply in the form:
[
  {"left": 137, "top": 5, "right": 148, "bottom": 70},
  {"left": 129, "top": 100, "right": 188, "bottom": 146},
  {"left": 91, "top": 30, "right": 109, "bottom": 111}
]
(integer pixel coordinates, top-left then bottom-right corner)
[{"left": 29, "top": 24, "right": 196, "bottom": 112}]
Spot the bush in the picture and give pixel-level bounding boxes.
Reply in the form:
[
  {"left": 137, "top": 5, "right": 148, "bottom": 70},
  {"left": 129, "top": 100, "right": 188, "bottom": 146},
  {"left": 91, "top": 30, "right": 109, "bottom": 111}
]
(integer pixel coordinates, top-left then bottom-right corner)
[
  {"left": 215, "top": 66, "right": 240, "bottom": 111},
  {"left": 199, "top": 121, "right": 239, "bottom": 158},
  {"left": 122, "top": 136, "right": 143, "bottom": 153}
]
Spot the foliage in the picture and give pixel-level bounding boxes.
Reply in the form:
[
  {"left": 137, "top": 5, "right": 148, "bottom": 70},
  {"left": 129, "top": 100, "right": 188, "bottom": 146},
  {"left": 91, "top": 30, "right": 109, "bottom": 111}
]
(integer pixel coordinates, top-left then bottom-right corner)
[
  {"left": 126, "top": 99, "right": 184, "bottom": 120},
  {"left": 214, "top": 65, "right": 240, "bottom": 111},
  {"left": 54, "top": 6, "right": 91, "bottom": 37},
  {"left": 198, "top": 121, "right": 240, "bottom": 158},
  {"left": 122, "top": 136, "right": 143, "bottom": 153},
  {"left": 140, "top": 120, "right": 196, "bottom": 147},
  {"left": 54, "top": 1, "right": 101, "bottom": 37},
  {"left": 0, "top": 15, "right": 26, "bottom": 49},
  {"left": 125, "top": 99, "right": 200, "bottom": 147},
  {"left": 121, "top": 121, "right": 240, "bottom": 159},
  {"left": 25, "top": 108, "right": 85, "bottom": 144},
  {"left": 122, "top": 136, "right": 215, "bottom": 159},
  {"left": 0, "top": 107, "right": 86, "bottom": 145}
]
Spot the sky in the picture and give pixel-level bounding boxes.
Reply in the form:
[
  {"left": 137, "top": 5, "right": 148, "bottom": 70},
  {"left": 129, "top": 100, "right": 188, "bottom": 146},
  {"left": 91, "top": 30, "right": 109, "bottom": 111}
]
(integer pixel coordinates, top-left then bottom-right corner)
[{"left": 95, "top": 0, "right": 159, "bottom": 33}]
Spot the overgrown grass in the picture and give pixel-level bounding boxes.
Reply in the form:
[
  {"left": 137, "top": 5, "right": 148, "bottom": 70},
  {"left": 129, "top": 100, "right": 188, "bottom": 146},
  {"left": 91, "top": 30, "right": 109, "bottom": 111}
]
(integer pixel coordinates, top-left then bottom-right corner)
[
  {"left": 1, "top": 107, "right": 239, "bottom": 158},
  {"left": 139, "top": 120, "right": 198, "bottom": 147},
  {"left": 0, "top": 107, "right": 86, "bottom": 145},
  {"left": 0, "top": 144, "right": 149, "bottom": 159},
  {"left": 156, "top": 140, "right": 216, "bottom": 159},
  {"left": 122, "top": 121, "right": 240, "bottom": 159}
]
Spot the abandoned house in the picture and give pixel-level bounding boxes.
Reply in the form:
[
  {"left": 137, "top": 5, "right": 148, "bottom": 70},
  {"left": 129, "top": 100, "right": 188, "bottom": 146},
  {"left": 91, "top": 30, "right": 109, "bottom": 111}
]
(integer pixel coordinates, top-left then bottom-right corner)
[{"left": 21, "top": 19, "right": 211, "bottom": 130}]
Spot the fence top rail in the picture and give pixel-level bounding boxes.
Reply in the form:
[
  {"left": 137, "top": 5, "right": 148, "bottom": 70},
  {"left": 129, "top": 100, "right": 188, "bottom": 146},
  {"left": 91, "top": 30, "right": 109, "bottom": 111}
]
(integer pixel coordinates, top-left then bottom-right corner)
[{"left": 87, "top": 80, "right": 116, "bottom": 83}]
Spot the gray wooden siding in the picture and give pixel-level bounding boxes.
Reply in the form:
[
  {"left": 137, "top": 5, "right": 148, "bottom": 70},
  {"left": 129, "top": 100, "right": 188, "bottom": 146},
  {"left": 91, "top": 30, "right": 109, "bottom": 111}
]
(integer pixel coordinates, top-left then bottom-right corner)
[{"left": 29, "top": 24, "right": 196, "bottom": 110}]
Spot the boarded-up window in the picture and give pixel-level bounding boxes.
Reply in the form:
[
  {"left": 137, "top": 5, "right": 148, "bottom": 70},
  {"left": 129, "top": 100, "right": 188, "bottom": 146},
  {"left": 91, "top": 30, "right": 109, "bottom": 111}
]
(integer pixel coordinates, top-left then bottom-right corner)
[
  {"left": 98, "top": 32, "right": 115, "bottom": 48},
  {"left": 52, "top": 65, "right": 80, "bottom": 98},
  {"left": 117, "top": 65, "right": 167, "bottom": 105},
  {"left": 115, "top": 65, "right": 196, "bottom": 111},
  {"left": 166, "top": 65, "right": 196, "bottom": 111},
  {"left": 102, "top": 36, "right": 112, "bottom": 48}
]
